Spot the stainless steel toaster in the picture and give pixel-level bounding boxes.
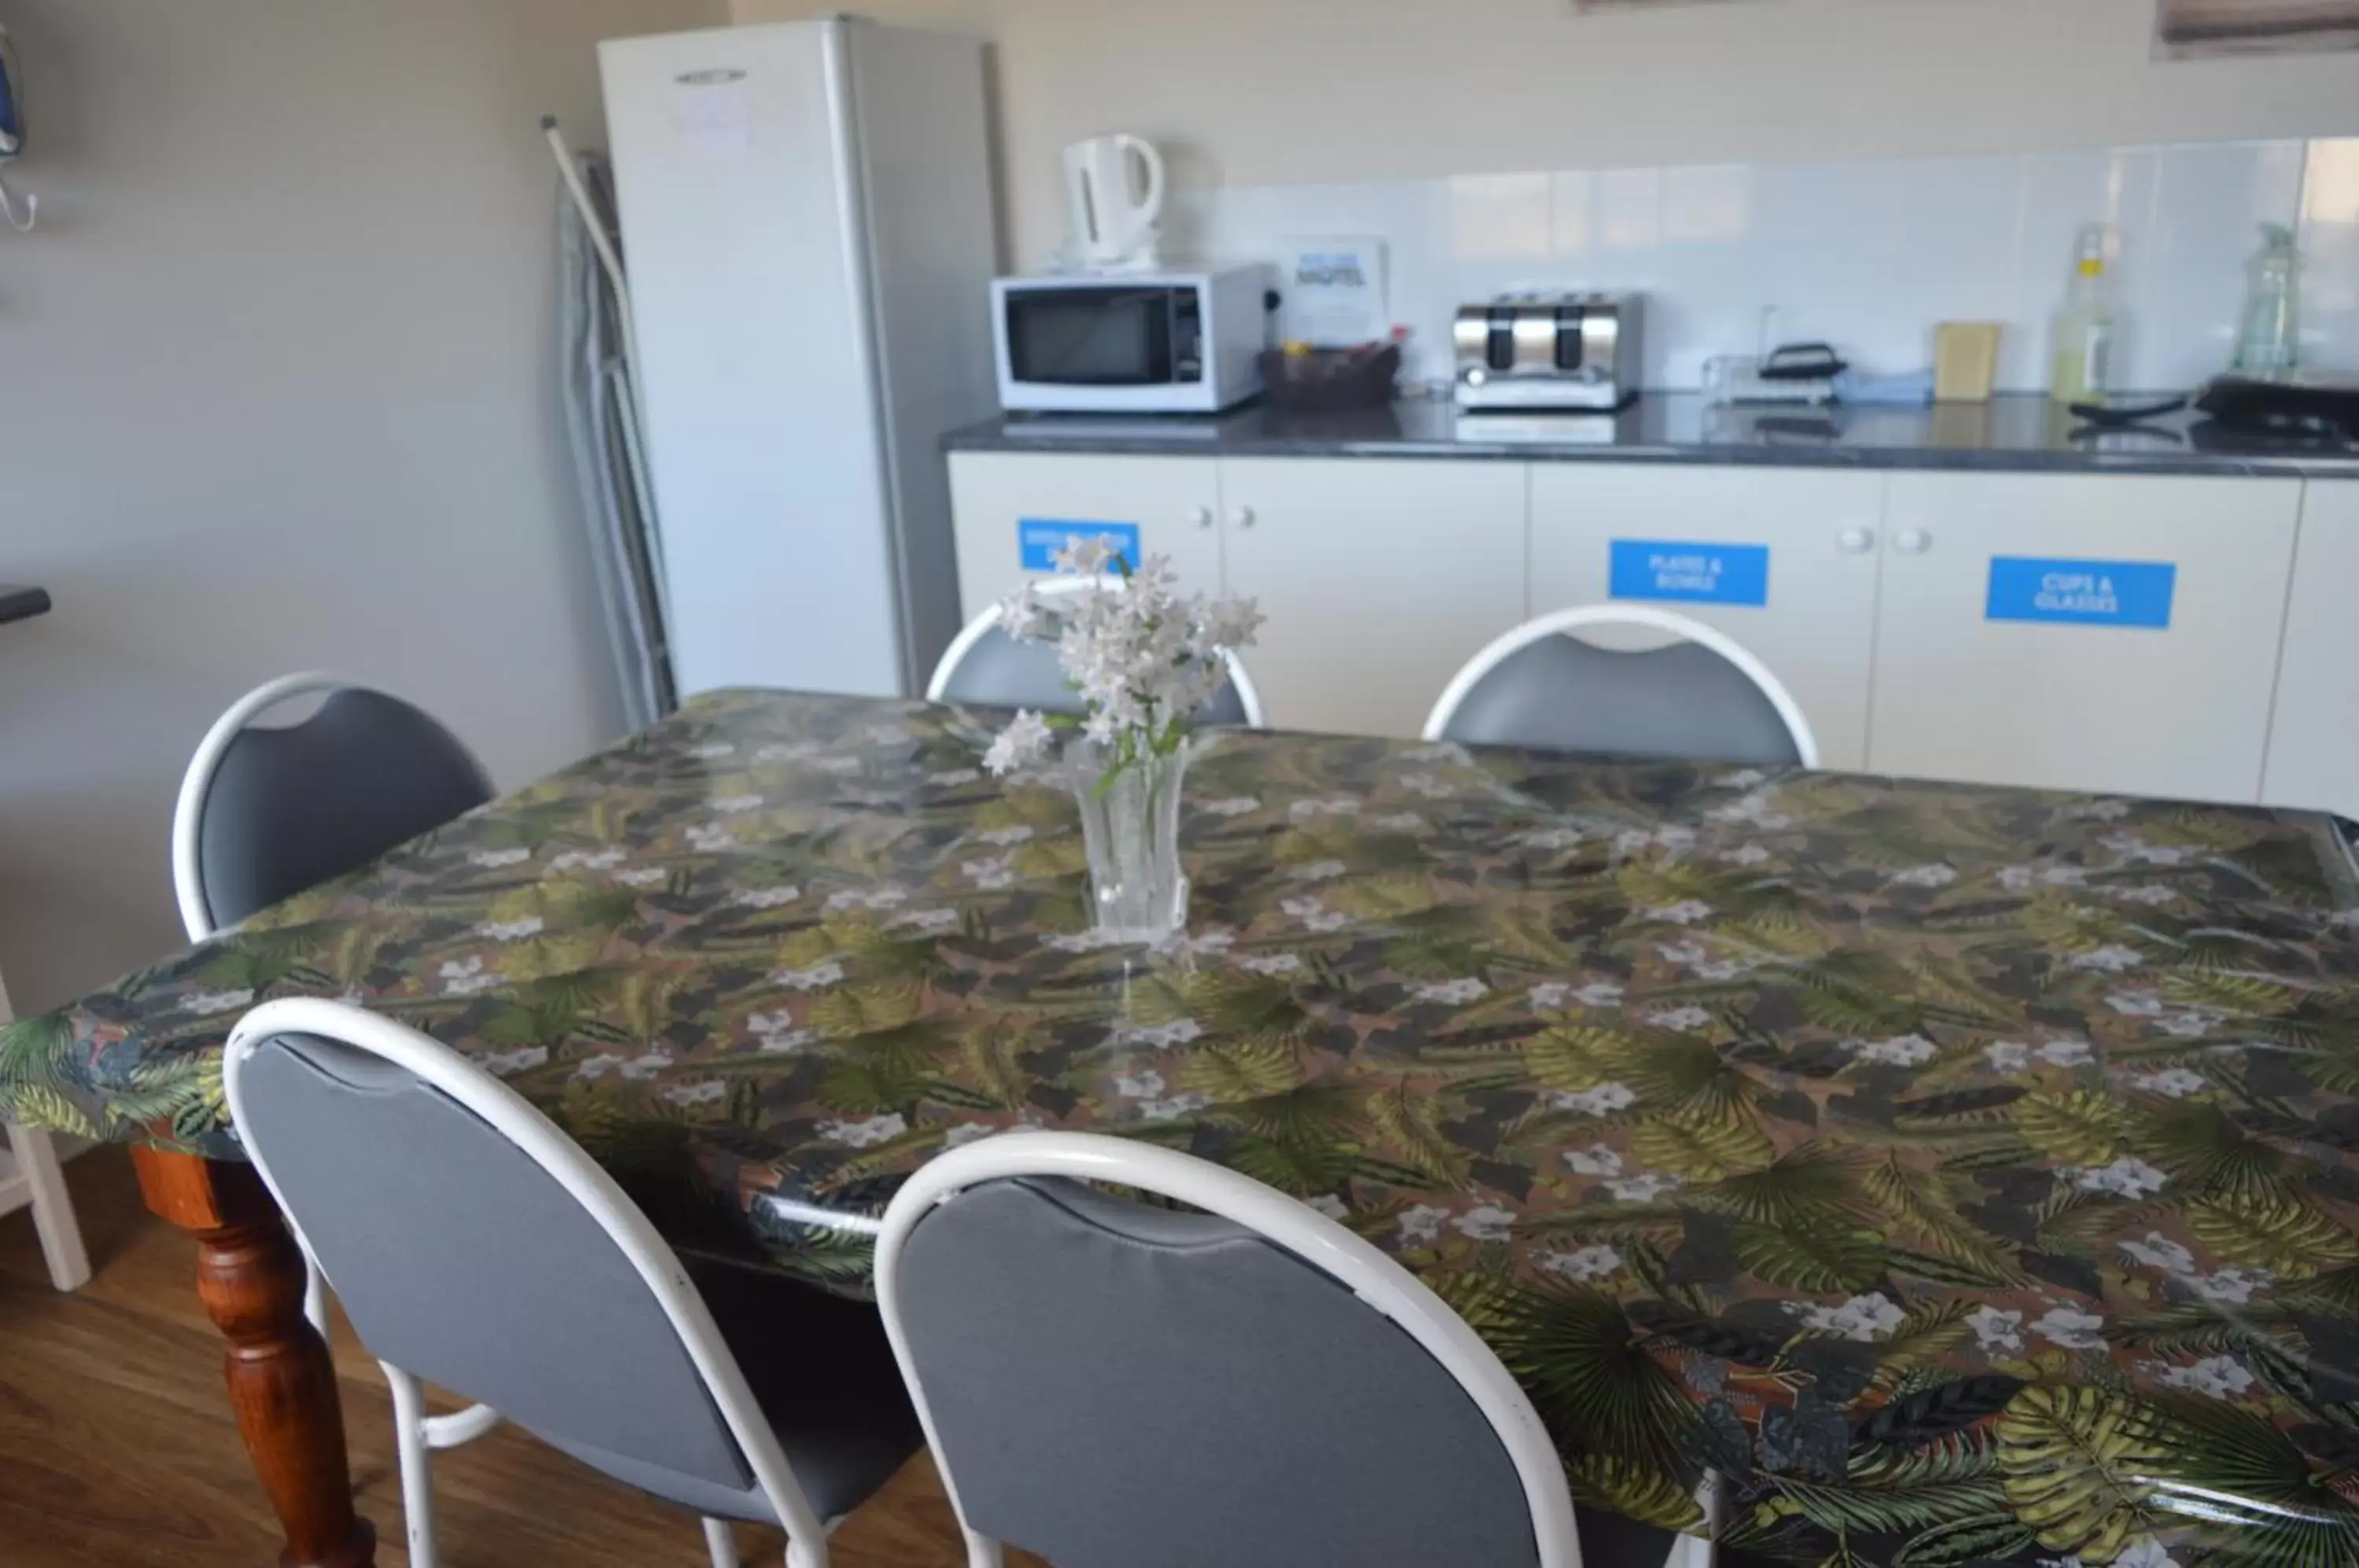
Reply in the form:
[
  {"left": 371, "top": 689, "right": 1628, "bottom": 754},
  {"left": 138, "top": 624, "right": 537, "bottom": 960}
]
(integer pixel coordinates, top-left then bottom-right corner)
[{"left": 1453, "top": 292, "right": 1643, "bottom": 411}]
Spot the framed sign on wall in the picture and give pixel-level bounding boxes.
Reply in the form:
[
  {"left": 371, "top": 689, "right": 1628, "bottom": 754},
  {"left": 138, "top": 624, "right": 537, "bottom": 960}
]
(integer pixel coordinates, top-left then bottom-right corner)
[
  {"left": 1570, "top": 0, "right": 1754, "bottom": 11},
  {"left": 2157, "top": 0, "right": 2359, "bottom": 57}
]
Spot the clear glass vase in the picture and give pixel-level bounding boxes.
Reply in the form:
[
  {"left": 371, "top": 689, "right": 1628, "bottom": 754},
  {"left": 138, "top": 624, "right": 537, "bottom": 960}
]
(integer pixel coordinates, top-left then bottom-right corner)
[{"left": 1069, "top": 738, "right": 1192, "bottom": 944}]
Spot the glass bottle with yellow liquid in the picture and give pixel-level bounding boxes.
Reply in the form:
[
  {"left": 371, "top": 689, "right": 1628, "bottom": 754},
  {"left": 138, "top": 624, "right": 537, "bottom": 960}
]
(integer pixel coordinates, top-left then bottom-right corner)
[{"left": 2049, "top": 223, "right": 2118, "bottom": 404}]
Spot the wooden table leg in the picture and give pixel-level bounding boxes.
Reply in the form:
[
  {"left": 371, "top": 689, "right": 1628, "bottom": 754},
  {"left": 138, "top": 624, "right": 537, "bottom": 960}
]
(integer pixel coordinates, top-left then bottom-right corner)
[{"left": 134, "top": 1147, "right": 376, "bottom": 1568}]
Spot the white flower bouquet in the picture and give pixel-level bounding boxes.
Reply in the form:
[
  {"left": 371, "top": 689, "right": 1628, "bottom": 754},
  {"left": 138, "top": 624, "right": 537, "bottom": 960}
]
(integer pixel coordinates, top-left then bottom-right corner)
[
  {"left": 982, "top": 535, "right": 1263, "bottom": 784},
  {"left": 979, "top": 536, "right": 1262, "bottom": 940}
]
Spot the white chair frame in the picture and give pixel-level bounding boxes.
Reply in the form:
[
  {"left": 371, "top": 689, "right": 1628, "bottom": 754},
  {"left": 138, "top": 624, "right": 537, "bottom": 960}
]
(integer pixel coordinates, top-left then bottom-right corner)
[
  {"left": 224, "top": 998, "right": 837, "bottom": 1568},
  {"left": 1420, "top": 605, "right": 1821, "bottom": 769},
  {"left": 875, "top": 1130, "right": 1588, "bottom": 1568},
  {"left": 925, "top": 577, "right": 1269, "bottom": 728},
  {"left": 0, "top": 968, "right": 90, "bottom": 1291},
  {"left": 172, "top": 672, "right": 495, "bottom": 1338}
]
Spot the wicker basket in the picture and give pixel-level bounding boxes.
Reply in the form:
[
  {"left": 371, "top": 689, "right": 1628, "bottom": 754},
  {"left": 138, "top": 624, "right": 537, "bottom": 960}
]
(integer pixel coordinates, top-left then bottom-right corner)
[{"left": 1257, "top": 344, "right": 1400, "bottom": 411}]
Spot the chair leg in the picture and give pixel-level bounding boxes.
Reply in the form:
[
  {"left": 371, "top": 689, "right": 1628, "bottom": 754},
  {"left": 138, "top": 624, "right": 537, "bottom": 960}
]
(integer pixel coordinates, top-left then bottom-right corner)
[
  {"left": 701, "top": 1516, "right": 741, "bottom": 1568},
  {"left": 784, "top": 1537, "right": 827, "bottom": 1568},
  {"left": 421, "top": 1400, "right": 502, "bottom": 1449},
  {"left": 302, "top": 1254, "right": 328, "bottom": 1338},
  {"left": 962, "top": 1528, "right": 1004, "bottom": 1568},
  {"left": 1673, "top": 1472, "right": 1720, "bottom": 1568},
  {"left": 383, "top": 1363, "right": 440, "bottom": 1568},
  {"left": 6, "top": 1124, "right": 91, "bottom": 1291}
]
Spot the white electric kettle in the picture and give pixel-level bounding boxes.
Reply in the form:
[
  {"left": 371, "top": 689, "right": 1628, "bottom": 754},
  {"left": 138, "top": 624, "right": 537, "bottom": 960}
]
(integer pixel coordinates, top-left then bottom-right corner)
[{"left": 1063, "top": 134, "right": 1165, "bottom": 271}]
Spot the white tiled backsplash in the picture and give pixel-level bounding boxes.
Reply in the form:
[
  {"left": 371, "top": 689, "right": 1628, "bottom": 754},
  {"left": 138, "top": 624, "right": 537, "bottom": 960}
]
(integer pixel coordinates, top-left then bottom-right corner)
[{"left": 1165, "top": 137, "right": 2359, "bottom": 394}]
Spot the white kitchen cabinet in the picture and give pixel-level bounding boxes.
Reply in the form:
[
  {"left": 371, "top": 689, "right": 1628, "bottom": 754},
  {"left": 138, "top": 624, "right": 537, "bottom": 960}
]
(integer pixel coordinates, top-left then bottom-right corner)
[
  {"left": 947, "top": 451, "right": 1224, "bottom": 621},
  {"left": 950, "top": 451, "right": 1525, "bottom": 734},
  {"left": 948, "top": 446, "right": 2324, "bottom": 802},
  {"left": 1220, "top": 458, "right": 1529, "bottom": 737},
  {"left": 1528, "top": 466, "right": 1886, "bottom": 771},
  {"left": 1871, "top": 473, "right": 2302, "bottom": 803},
  {"left": 2263, "top": 482, "right": 2359, "bottom": 819}
]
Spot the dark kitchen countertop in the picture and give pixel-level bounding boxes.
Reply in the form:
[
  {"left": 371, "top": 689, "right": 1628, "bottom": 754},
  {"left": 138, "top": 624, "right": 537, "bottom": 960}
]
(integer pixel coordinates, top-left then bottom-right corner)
[
  {"left": 945, "top": 392, "right": 2359, "bottom": 478},
  {"left": 0, "top": 585, "right": 52, "bottom": 626}
]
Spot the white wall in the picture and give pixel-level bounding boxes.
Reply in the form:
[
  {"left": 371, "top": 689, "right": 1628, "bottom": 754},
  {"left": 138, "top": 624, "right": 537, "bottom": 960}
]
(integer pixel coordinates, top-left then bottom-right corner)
[
  {"left": 0, "top": 0, "right": 722, "bottom": 1014},
  {"left": 1188, "top": 137, "right": 2359, "bottom": 392},
  {"left": 733, "top": 0, "right": 2359, "bottom": 266}
]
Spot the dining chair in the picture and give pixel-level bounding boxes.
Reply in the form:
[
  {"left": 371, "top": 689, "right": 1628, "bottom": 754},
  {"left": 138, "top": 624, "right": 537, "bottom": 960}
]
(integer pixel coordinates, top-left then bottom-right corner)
[
  {"left": 875, "top": 1129, "right": 1587, "bottom": 1568},
  {"left": 1422, "top": 605, "right": 1820, "bottom": 767},
  {"left": 926, "top": 579, "right": 1268, "bottom": 727},
  {"left": 223, "top": 997, "right": 922, "bottom": 1568},
  {"left": 173, "top": 672, "right": 495, "bottom": 1334},
  {"left": 172, "top": 672, "right": 497, "bottom": 941},
  {"left": 0, "top": 967, "right": 91, "bottom": 1291}
]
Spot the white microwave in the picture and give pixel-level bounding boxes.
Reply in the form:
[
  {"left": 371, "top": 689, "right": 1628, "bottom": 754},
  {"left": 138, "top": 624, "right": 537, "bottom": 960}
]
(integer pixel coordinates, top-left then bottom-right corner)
[{"left": 993, "top": 265, "right": 1275, "bottom": 414}]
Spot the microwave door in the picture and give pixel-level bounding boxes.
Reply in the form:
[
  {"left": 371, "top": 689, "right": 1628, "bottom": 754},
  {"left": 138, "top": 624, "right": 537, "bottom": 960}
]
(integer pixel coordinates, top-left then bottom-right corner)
[{"left": 1007, "top": 288, "right": 1173, "bottom": 386}]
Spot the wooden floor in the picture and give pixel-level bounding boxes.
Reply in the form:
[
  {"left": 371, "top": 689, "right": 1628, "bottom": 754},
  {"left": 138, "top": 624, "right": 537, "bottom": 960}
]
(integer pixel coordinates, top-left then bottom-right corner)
[{"left": 0, "top": 1147, "right": 1046, "bottom": 1567}]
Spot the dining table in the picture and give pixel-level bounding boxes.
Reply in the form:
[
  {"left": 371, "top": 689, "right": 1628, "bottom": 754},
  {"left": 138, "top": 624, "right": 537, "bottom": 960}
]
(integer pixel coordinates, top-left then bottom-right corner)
[{"left": 7, "top": 686, "right": 2359, "bottom": 1568}]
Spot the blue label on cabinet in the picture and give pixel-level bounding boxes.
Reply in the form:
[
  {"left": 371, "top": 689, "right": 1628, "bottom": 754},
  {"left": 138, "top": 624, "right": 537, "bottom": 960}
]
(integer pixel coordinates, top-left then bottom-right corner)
[
  {"left": 1985, "top": 557, "right": 2176, "bottom": 629},
  {"left": 1018, "top": 519, "right": 1140, "bottom": 572},
  {"left": 1609, "top": 540, "right": 1771, "bottom": 607}
]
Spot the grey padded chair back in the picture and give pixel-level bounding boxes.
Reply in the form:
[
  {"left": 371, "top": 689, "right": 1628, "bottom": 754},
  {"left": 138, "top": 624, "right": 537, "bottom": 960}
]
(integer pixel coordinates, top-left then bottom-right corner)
[
  {"left": 1427, "top": 608, "right": 1816, "bottom": 767},
  {"left": 230, "top": 1026, "right": 779, "bottom": 1525},
  {"left": 1442, "top": 637, "right": 1800, "bottom": 764},
  {"left": 889, "top": 1172, "right": 1544, "bottom": 1568},
  {"left": 931, "top": 623, "right": 1255, "bottom": 727},
  {"left": 185, "top": 681, "right": 492, "bottom": 932}
]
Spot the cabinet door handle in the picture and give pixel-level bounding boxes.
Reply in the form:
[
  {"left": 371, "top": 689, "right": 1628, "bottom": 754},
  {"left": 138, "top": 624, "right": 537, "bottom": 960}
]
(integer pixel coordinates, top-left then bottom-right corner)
[
  {"left": 1893, "top": 528, "right": 1932, "bottom": 555},
  {"left": 1187, "top": 505, "right": 1214, "bottom": 528},
  {"left": 1231, "top": 506, "right": 1257, "bottom": 528},
  {"left": 1838, "top": 527, "right": 1875, "bottom": 555}
]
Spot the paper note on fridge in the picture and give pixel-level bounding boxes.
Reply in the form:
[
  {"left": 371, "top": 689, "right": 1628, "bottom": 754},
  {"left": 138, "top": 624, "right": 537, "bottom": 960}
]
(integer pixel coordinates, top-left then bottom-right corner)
[{"left": 675, "top": 72, "right": 753, "bottom": 153}]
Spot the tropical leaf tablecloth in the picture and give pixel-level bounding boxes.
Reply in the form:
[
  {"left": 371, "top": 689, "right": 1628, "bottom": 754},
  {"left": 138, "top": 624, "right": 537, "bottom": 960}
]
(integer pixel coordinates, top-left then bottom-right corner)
[{"left": 11, "top": 689, "right": 2359, "bottom": 1568}]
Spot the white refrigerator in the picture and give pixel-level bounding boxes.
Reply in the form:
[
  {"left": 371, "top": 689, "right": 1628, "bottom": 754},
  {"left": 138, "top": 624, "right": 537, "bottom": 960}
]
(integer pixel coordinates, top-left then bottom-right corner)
[{"left": 598, "top": 19, "right": 1000, "bottom": 701}]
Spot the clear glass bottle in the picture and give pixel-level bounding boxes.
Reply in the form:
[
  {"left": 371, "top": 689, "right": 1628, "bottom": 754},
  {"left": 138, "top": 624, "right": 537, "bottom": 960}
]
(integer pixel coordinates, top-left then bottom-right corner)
[
  {"left": 2049, "top": 223, "right": 2118, "bottom": 404},
  {"left": 2232, "top": 223, "right": 2300, "bottom": 379}
]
